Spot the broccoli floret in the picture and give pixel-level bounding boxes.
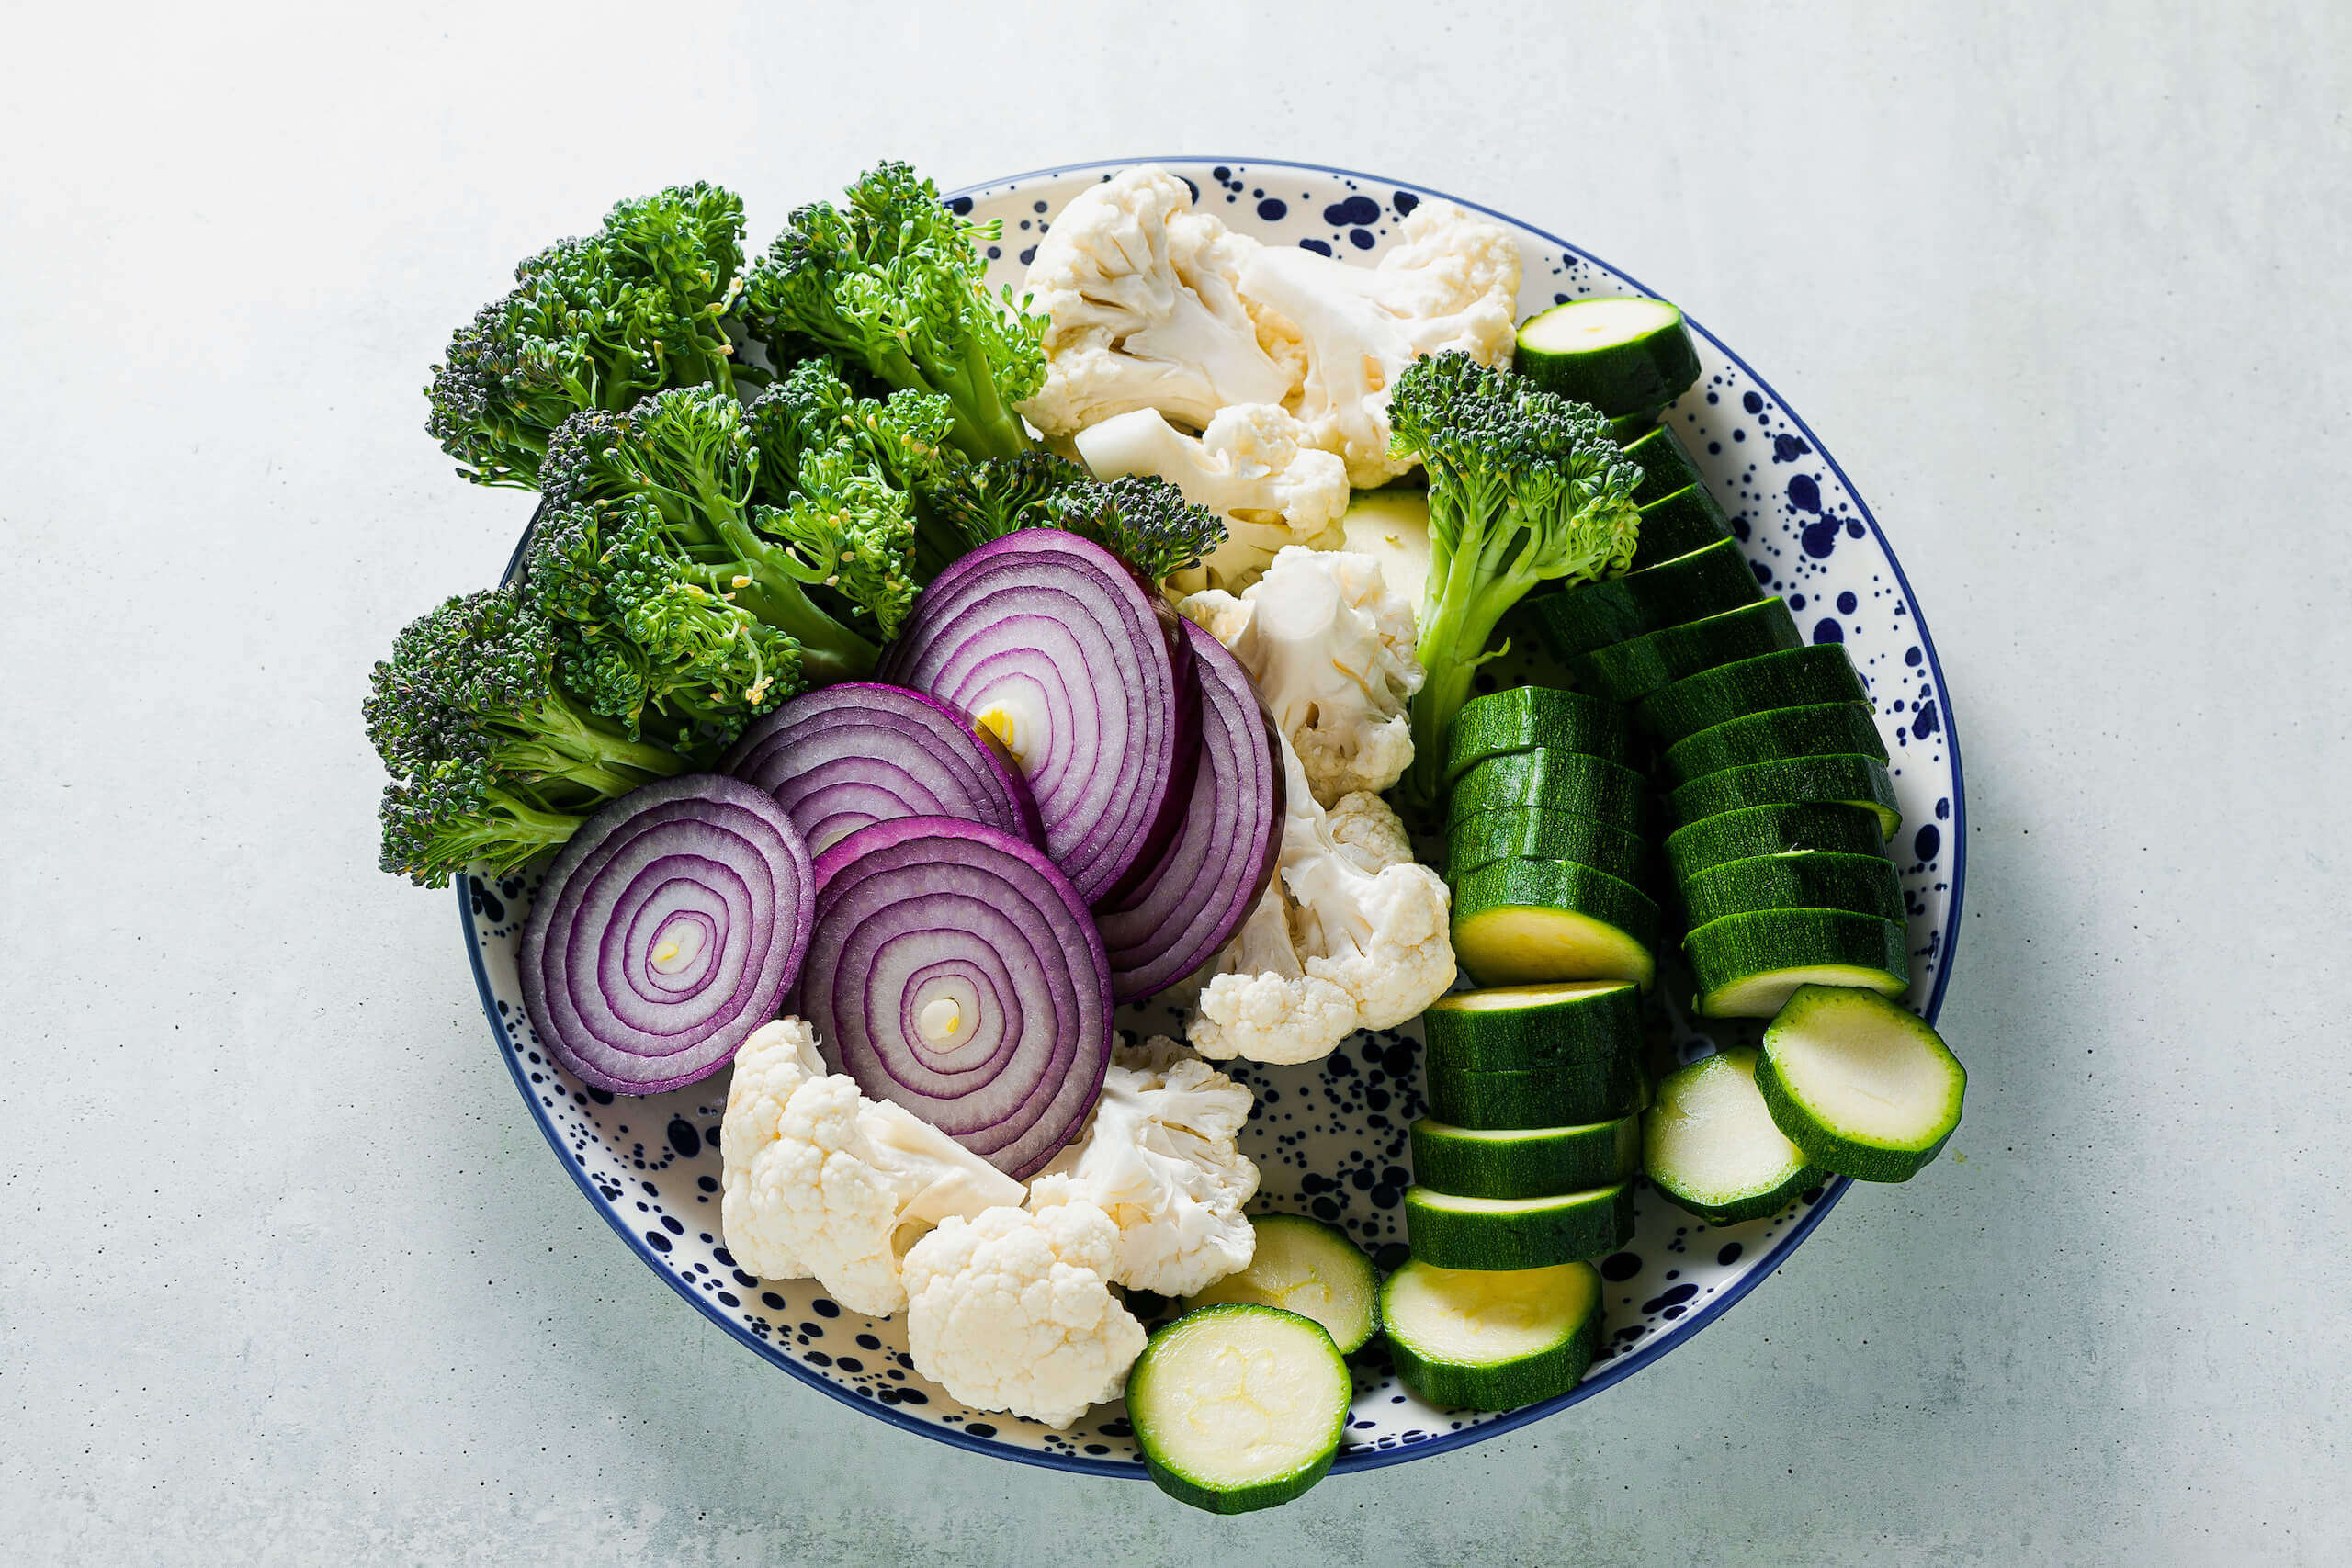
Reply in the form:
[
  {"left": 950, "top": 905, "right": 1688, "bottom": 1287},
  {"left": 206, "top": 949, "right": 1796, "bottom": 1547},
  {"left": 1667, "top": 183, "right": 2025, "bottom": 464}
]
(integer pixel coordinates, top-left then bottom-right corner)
[
  {"left": 932, "top": 457, "right": 1225, "bottom": 582},
  {"left": 1386, "top": 352, "right": 1644, "bottom": 806},
  {"left": 365, "top": 588, "right": 689, "bottom": 885},
  {"left": 424, "top": 183, "right": 756, "bottom": 489},
  {"left": 537, "top": 387, "right": 889, "bottom": 683},
  {"left": 741, "top": 162, "right": 1046, "bottom": 462}
]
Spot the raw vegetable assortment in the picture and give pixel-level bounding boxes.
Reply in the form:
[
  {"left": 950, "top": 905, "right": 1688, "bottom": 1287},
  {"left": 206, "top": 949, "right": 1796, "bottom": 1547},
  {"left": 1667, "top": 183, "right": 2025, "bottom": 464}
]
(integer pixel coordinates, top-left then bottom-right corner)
[{"left": 373, "top": 158, "right": 1968, "bottom": 1511}]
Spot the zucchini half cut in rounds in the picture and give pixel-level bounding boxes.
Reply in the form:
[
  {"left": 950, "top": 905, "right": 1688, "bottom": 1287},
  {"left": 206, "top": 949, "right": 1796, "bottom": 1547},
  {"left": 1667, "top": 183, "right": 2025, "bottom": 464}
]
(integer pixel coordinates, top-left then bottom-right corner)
[
  {"left": 1126, "top": 1304, "right": 1351, "bottom": 1515},
  {"left": 1382, "top": 1259, "right": 1603, "bottom": 1412},
  {"left": 1758, "top": 984, "right": 1967, "bottom": 1182}
]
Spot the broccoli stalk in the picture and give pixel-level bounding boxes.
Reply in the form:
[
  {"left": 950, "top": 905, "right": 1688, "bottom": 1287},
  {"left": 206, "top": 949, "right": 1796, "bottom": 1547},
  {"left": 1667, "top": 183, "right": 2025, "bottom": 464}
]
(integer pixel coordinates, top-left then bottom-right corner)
[
  {"left": 1386, "top": 353, "right": 1645, "bottom": 807},
  {"left": 537, "top": 388, "right": 885, "bottom": 686},
  {"left": 742, "top": 162, "right": 1047, "bottom": 463},
  {"left": 425, "top": 183, "right": 757, "bottom": 489},
  {"left": 366, "top": 588, "right": 690, "bottom": 885}
]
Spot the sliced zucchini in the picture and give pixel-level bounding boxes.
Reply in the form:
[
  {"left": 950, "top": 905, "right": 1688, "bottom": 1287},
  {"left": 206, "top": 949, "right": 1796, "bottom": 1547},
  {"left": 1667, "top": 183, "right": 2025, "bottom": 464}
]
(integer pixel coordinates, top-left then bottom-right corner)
[
  {"left": 1685, "top": 909, "right": 1910, "bottom": 1019},
  {"left": 1443, "top": 685, "right": 1636, "bottom": 782},
  {"left": 1636, "top": 646, "right": 1870, "bottom": 743},
  {"left": 1618, "top": 422, "right": 1706, "bottom": 508},
  {"left": 1425, "top": 1059, "right": 1645, "bottom": 1131},
  {"left": 1423, "top": 981, "right": 1642, "bottom": 1073},
  {"left": 1532, "top": 537, "right": 1765, "bottom": 660},
  {"left": 1409, "top": 1117, "right": 1641, "bottom": 1200},
  {"left": 1181, "top": 1214, "right": 1381, "bottom": 1355},
  {"left": 1668, "top": 753, "right": 1901, "bottom": 839},
  {"left": 1679, "top": 851, "right": 1905, "bottom": 929},
  {"left": 1447, "top": 750, "right": 1654, "bottom": 831},
  {"left": 1339, "top": 488, "right": 1433, "bottom": 608},
  {"left": 1567, "top": 598, "right": 1802, "bottom": 705},
  {"left": 1448, "top": 806, "right": 1652, "bottom": 885},
  {"left": 1758, "top": 985, "right": 1966, "bottom": 1182},
  {"left": 1627, "top": 482, "right": 1736, "bottom": 570},
  {"left": 1662, "top": 802, "right": 1888, "bottom": 885},
  {"left": 1452, "top": 859, "right": 1662, "bottom": 990},
  {"left": 1382, "top": 1259, "right": 1600, "bottom": 1411},
  {"left": 1127, "top": 1304, "right": 1351, "bottom": 1514},
  {"left": 1404, "top": 1184, "right": 1634, "bottom": 1270},
  {"left": 1514, "top": 297, "right": 1702, "bottom": 420},
  {"left": 1644, "top": 1047, "right": 1817, "bottom": 1224},
  {"left": 1658, "top": 701, "right": 1888, "bottom": 789}
]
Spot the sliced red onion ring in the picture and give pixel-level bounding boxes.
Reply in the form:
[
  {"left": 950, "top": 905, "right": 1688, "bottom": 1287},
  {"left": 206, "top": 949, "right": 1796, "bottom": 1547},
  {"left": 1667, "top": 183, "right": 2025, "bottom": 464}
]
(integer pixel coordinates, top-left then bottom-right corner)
[
  {"left": 1096, "top": 620, "right": 1285, "bottom": 1001},
  {"left": 720, "top": 682, "right": 1044, "bottom": 855},
  {"left": 876, "top": 531, "right": 1198, "bottom": 908},
  {"left": 519, "top": 774, "right": 814, "bottom": 1095},
  {"left": 795, "top": 815, "right": 1113, "bottom": 1179}
]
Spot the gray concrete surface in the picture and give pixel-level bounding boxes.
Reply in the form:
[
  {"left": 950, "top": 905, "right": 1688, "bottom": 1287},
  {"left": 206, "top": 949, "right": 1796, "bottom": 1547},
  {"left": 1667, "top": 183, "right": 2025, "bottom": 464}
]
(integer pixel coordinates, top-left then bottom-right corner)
[{"left": 5, "top": 2, "right": 2346, "bottom": 1562}]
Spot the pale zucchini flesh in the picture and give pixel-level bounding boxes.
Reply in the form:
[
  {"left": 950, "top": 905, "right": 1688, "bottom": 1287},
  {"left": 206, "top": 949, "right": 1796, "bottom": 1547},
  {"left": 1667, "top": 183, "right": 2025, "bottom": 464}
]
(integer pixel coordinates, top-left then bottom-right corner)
[
  {"left": 1182, "top": 1214, "right": 1380, "bottom": 1354},
  {"left": 1758, "top": 984, "right": 1967, "bottom": 1182},
  {"left": 1452, "top": 859, "right": 1663, "bottom": 991},
  {"left": 1644, "top": 1047, "right": 1817, "bottom": 1225},
  {"left": 1381, "top": 1259, "right": 1601, "bottom": 1411},
  {"left": 1126, "top": 1304, "right": 1351, "bottom": 1515}
]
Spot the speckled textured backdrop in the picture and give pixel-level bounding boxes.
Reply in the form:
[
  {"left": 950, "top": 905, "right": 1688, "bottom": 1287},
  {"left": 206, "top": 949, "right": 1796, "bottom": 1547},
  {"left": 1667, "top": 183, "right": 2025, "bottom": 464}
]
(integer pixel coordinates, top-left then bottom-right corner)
[{"left": 4, "top": 3, "right": 2346, "bottom": 1562}]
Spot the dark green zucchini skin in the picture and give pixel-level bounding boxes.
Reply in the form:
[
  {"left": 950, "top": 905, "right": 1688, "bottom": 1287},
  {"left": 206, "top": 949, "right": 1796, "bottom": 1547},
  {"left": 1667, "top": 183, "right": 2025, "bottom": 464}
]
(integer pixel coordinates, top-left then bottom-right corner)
[
  {"left": 1620, "top": 423, "right": 1707, "bottom": 508},
  {"left": 1422, "top": 982, "right": 1644, "bottom": 1073},
  {"left": 1532, "top": 538, "right": 1765, "bottom": 660},
  {"left": 1448, "top": 751, "right": 1656, "bottom": 832},
  {"left": 1636, "top": 646, "right": 1871, "bottom": 742},
  {"left": 1658, "top": 702, "right": 1887, "bottom": 789},
  {"left": 1627, "top": 482, "right": 1735, "bottom": 570},
  {"left": 1443, "top": 686, "right": 1637, "bottom": 781},
  {"left": 1567, "top": 599, "right": 1803, "bottom": 705},
  {"left": 1666, "top": 753, "right": 1901, "bottom": 838},
  {"left": 1678, "top": 851, "right": 1906, "bottom": 928},
  {"left": 1662, "top": 802, "right": 1889, "bottom": 885},
  {"left": 1513, "top": 299, "right": 1702, "bottom": 420},
  {"left": 1447, "top": 807, "right": 1654, "bottom": 886}
]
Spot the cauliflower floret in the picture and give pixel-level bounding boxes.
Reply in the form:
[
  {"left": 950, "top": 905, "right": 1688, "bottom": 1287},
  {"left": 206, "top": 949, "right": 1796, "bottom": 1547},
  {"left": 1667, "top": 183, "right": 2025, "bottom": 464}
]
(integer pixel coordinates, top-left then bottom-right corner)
[
  {"left": 1179, "top": 546, "right": 1424, "bottom": 806},
  {"left": 899, "top": 1175, "right": 1148, "bottom": 1429},
  {"left": 1076, "top": 404, "right": 1347, "bottom": 593},
  {"left": 720, "top": 1019, "right": 1026, "bottom": 1318},
  {"left": 1039, "top": 1037, "right": 1259, "bottom": 1297},
  {"left": 1187, "top": 734, "right": 1455, "bottom": 1064},
  {"left": 1019, "top": 166, "right": 1300, "bottom": 438},
  {"left": 1239, "top": 201, "right": 1521, "bottom": 485}
]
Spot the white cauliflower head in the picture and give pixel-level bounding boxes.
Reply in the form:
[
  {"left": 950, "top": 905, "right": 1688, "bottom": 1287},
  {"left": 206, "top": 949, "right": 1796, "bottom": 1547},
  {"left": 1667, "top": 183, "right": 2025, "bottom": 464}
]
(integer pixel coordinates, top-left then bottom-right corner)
[
  {"left": 1039, "top": 1037, "right": 1260, "bottom": 1297},
  {"left": 899, "top": 1175, "right": 1148, "bottom": 1429},
  {"left": 1076, "top": 404, "right": 1348, "bottom": 594},
  {"left": 1180, "top": 545, "right": 1424, "bottom": 806},
  {"left": 719, "top": 1019, "right": 1027, "bottom": 1318},
  {"left": 1187, "top": 735, "right": 1456, "bottom": 1064},
  {"left": 1019, "top": 166, "right": 1300, "bottom": 438},
  {"left": 1239, "top": 201, "right": 1521, "bottom": 485}
]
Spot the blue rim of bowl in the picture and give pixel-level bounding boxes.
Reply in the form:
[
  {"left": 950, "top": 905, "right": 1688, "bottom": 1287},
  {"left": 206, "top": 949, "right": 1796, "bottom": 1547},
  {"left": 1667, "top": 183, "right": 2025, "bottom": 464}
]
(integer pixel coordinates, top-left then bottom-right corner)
[{"left": 459, "top": 153, "right": 1968, "bottom": 1481}]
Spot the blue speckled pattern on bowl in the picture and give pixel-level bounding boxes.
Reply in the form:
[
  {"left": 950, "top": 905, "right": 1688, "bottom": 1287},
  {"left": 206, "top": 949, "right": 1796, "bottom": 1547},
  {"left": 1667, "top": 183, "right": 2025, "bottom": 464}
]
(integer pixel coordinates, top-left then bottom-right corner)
[{"left": 458, "top": 157, "right": 1967, "bottom": 1480}]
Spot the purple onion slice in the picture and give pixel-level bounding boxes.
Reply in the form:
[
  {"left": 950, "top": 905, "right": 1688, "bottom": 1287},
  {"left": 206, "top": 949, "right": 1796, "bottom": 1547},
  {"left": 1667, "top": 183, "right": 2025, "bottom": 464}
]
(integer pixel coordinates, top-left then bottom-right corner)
[
  {"left": 720, "top": 682, "right": 1045, "bottom": 855},
  {"left": 795, "top": 815, "right": 1114, "bottom": 1179},
  {"left": 877, "top": 531, "right": 1197, "bottom": 907},
  {"left": 1096, "top": 620, "right": 1285, "bottom": 1001},
  {"left": 519, "top": 774, "right": 814, "bottom": 1095}
]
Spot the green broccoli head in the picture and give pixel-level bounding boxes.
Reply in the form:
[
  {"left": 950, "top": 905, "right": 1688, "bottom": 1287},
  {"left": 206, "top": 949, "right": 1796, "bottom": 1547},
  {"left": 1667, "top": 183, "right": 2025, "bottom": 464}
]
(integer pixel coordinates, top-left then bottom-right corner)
[
  {"left": 1042, "top": 474, "right": 1228, "bottom": 582},
  {"left": 741, "top": 162, "right": 1046, "bottom": 462},
  {"left": 1385, "top": 351, "right": 1645, "bottom": 807},
  {"left": 377, "top": 756, "right": 583, "bottom": 887},
  {"left": 424, "top": 184, "right": 753, "bottom": 489},
  {"left": 926, "top": 450, "right": 1097, "bottom": 548}
]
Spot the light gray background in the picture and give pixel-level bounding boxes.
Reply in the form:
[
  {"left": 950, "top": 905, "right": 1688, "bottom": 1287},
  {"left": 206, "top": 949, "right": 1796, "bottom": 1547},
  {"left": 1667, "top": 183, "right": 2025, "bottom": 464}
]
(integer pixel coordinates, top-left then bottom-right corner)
[{"left": 5, "top": 2, "right": 2346, "bottom": 1562}]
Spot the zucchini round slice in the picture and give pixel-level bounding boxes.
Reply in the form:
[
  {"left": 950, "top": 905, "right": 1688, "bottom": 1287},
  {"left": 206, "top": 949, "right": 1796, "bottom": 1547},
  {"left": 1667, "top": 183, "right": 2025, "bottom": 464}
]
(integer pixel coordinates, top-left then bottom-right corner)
[
  {"left": 1409, "top": 1116, "right": 1642, "bottom": 1200},
  {"left": 1425, "top": 1059, "right": 1645, "bottom": 1131},
  {"left": 1685, "top": 909, "right": 1910, "bottom": 1018},
  {"left": 1636, "top": 646, "right": 1870, "bottom": 743},
  {"left": 1567, "top": 598, "right": 1803, "bottom": 705},
  {"left": 1658, "top": 701, "right": 1888, "bottom": 789},
  {"left": 1382, "top": 1259, "right": 1601, "bottom": 1411},
  {"left": 1679, "top": 851, "right": 1905, "bottom": 929},
  {"left": 1668, "top": 753, "right": 1902, "bottom": 839},
  {"left": 1448, "top": 807, "right": 1653, "bottom": 885},
  {"left": 1514, "top": 298, "right": 1702, "bottom": 419},
  {"left": 1404, "top": 1184, "right": 1634, "bottom": 1270},
  {"left": 1182, "top": 1214, "right": 1381, "bottom": 1354},
  {"left": 1758, "top": 984, "right": 1967, "bottom": 1182},
  {"left": 1620, "top": 423, "right": 1706, "bottom": 509},
  {"left": 1533, "top": 537, "right": 1765, "bottom": 660},
  {"left": 1452, "top": 859, "right": 1662, "bottom": 990},
  {"left": 1127, "top": 1304, "right": 1351, "bottom": 1515},
  {"left": 1423, "top": 981, "right": 1642, "bottom": 1073},
  {"left": 1627, "top": 483, "right": 1736, "bottom": 570},
  {"left": 1443, "top": 685, "right": 1636, "bottom": 781},
  {"left": 1644, "top": 1047, "right": 1817, "bottom": 1224},
  {"left": 1663, "top": 802, "right": 1889, "bottom": 885},
  {"left": 1448, "top": 750, "right": 1654, "bottom": 831}
]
